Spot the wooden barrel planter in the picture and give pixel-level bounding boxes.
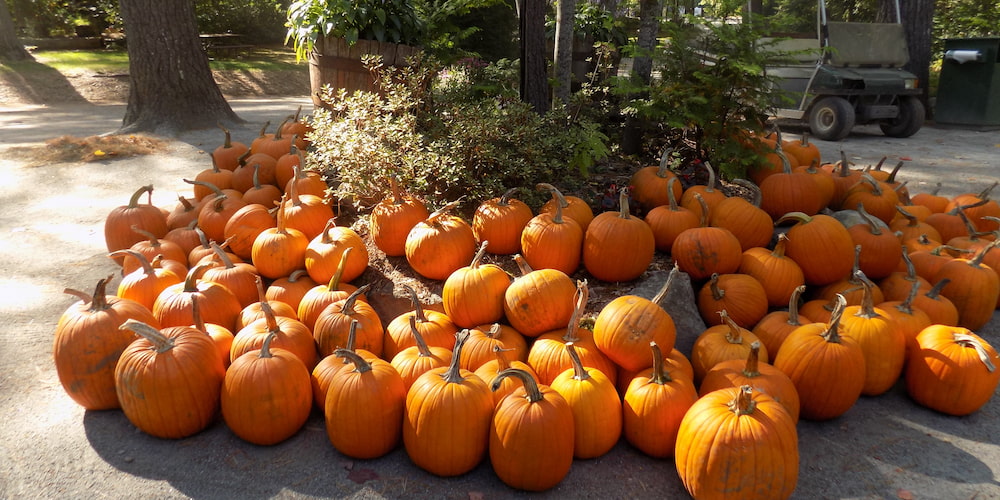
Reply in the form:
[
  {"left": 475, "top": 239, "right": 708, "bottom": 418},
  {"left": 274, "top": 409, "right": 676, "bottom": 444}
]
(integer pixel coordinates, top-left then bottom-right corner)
[{"left": 308, "top": 37, "right": 421, "bottom": 108}]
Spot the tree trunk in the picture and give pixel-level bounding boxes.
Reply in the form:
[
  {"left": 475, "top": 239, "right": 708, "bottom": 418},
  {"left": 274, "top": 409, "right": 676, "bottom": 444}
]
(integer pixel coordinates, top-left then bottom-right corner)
[
  {"left": 118, "top": 0, "right": 241, "bottom": 134},
  {"left": 879, "top": 0, "right": 935, "bottom": 119},
  {"left": 519, "top": 0, "right": 549, "bottom": 114},
  {"left": 0, "top": 1, "right": 32, "bottom": 62},
  {"left": 621, "top": 0, "right": 662, "bottom": 154},
  {"left": 552, "top": 0, "right": 575, "bottom": 105}
]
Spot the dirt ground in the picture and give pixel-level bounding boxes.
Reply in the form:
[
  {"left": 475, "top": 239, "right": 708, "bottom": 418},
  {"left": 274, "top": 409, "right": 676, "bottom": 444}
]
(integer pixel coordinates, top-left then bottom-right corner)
[{"left": 2, "top": 68, "right": 1000, "bottom": 499}]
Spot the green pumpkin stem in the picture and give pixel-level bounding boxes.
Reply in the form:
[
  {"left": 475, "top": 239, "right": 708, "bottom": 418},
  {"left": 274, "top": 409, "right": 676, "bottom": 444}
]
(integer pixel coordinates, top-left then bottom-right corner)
[{"left": 325, "top": 246, "right": 353, "bottom": 291}]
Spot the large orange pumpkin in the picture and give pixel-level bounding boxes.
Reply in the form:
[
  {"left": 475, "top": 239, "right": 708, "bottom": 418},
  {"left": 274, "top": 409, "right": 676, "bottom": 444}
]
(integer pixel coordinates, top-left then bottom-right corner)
[
  {"left": 53, "top": 276, "right": 160, "bottom": 410},
  {"left": 905, "top": 325, "right": 1000, "bottom": 416},
  {"left": 549, "top": 342, "right": 622, "bottom": 459},
  {"left": 325, "top": 349, "right": 406, "bottom": 459},
  {"left": 675, "top": 386, "right": 799, "bottom": 500}
]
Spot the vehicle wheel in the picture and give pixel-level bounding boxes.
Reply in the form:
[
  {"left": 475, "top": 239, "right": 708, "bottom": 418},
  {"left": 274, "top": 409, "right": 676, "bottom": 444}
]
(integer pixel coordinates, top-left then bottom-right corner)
[
  {"left": 808, "top": 97, "right": 856, "bottom": 141},
  {"left": 880, "top": 96, "right": 925, "bottom": 138}
]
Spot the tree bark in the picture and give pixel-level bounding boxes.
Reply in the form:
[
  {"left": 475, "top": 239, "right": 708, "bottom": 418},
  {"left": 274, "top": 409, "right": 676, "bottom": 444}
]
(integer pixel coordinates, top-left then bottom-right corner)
[
  {"left": 878, "top": 0, "right": 934, "bottom": 118},
  {"left": 118, "top": 0, "right": 242, "bottom": 134},
  {"left": 621, "top": 0, "right": 662, "bottom": 154},
  {"left": 0, "top": 1, "right": 32, "bottom": 62},
  {"left": 552, "top": 0, "right": 575, "bottom": 105},
  {"left": 519, "top": 0, "right": 549, "bottom": 114}
]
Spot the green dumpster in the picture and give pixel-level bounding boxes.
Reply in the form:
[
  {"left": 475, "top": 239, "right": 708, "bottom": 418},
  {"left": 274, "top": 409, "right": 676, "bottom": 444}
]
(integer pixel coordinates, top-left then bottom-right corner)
[{"left": 935, "top": 37, "right": 1000, "bottom": 129}]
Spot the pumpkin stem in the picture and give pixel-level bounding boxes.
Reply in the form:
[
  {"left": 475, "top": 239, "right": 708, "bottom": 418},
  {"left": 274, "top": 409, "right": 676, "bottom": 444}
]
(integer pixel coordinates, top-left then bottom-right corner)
[
  {"left": 970, "top": 239, "right": 1000, "bottom": 268},
  {"left": 120, "top": 319, "right": 174, "bottom": 353},
  {"left": 896, "top": 205, "right": 919, "bottom": 227},
  {"left": 702, "top": 161, "right": 718, "bottom": 192},
  {"left": 652, "top": 261, "right": 681, "bottom": 305},
  {"left": 110, "top": 249, "right": 155, "bottom": 277},
  {"left": 401, "top": 284, "right": 428, "bottom": 323},
  {"left": 562, "top": 280, "right": 589, "bottom": 343},
  {"left": 772, "top": 233, "right": 791, "bottom": 258},
  {"left": 258, "top": 331, "right": 277, "bottom": 359},
  {"left": 217, "top": 123, "right": 234, "bottom": 149},
  {"left": 409, "top": 315, "right": 434, "bottom": 357},
  {"left": 320, "top": 218, "right": 337, "bottom": 244},
  {"left": 787, "top": 285, "right": 806, "bottom": 326},
  {"left": 895, "top": 279, "right": 921, "bottom": 316},
  {"left": 492, "top": 344, "right": 514, "bottom": 371},
  {"left": 708, "top": 273, "right": 725, "bottom": 301},
  {"left": 617, "top": 187, "right": 632, "bottom": 219},
  {"left": 183, "top": 178, "right": 225, "bottom": 199},
  {"left": 564, "top": 342, "right": 591, "bottom": 381},
  {"left": 925, "top": 278, "right": 950, "bottom": 300},
  {"left": 325, "top": 246, "right": 353, "bottom": 291},
  {"left": 728, "top": 385, "right": 758, "bottom": 416},
  {"left": 666, "top": 177, "right": 681, "bottom": 211},
  {"left": 490, "top": 368, "right": 544, "bottom": 403},
  {"left": 693, "top": 193, "right": 709, "bottom": 227},
  {"left": 899, "top": 246, "right": 919, "bottom": 282},
  {"left": 184, "top": 264, "right": 212, "bottom": 292},
  {"left": 190, "top": 294, "right": 208, "bottom": 332},
  {"left": 718, "top": 310, "right": 744, "bottom": 344},
  {"left": 426, "top": 200, "right": 462, "bottom": 226},
  {"left": 648, "top": 341, "right": 674, "bottom": 385},
  {"left": 953, "top": 333, "right": 997, "bottom": 373},
  {"left": 851, "top": 270, "right": 880, "bottom": 318},
  {"left": 512, "top": 254, "right": 535, "bottom": 276},
  {"left": 977, "top": 181, "right": 998, "bottom": 201},
  {"left": 334, "top": 348, "right": 373, "bottom": 373},
  {"left": 470, "top": 240, "right": 489, "bottom": 268},
  {"left": 855, "top": 203, "right": 883, "bottom": 236},
  {"left": 742, "top": 341, "right": 762, "bottom": 377},
  {"left": 775, "top": 211, "right": 813, "bottom": 227},
  {"left": 208, "top": 240, "right": 236, "bottom": 269},
  {"left": 733, "top": 179, "right": 763, "bottom": 207},
  {"left": 441, "top": 329, "right": 472, "bottom": 384},
  {"left": 537, "top": 183, "right": 570, "bottom": 209},
  {"left": 126, "top": 185, "right": 154, "bottom": 208},
  {"left": 498, "top": 188, "right": 519, "bottom": 207},
  {"left": 887, "top": 161, "right": 905, "bottom": 183},
  {"left": 657, "top": 147, "right": 675, "bottom": 177},
  {"left": 821, "top": 295, "right": 848, "bottom": 343},
  {"left": 955, "top": 205, "right": 980, "bottom": 240},
  {"left": 340, "top": 283, "right": 373, "bottom": 315}
]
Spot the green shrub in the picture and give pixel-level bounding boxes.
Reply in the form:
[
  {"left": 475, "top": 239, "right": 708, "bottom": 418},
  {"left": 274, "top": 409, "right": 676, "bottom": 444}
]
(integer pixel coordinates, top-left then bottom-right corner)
[{"left": 305, "top": 55, "right": 609, "bottom": 213}]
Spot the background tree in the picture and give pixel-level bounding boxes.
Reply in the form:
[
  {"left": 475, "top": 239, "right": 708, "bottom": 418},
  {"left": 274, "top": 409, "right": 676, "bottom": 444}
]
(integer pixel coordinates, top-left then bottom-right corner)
[
  {"left": 0, "top": 0, "right": 31, "bottom": 61},
  {"left": 878, "top": 0, "right": 934, "bottom": 118},
  {"left": 620, "top": 0, "right": 663, "bottom": 154},
  {"left": 117, "top": 0, "right": 240, "bottom": 134},
  {"left": 519, "top": 0, "right": 549, "bottom": 113},
  {"left": 552, "top": 0, "right": 574, "bottom": 105}
]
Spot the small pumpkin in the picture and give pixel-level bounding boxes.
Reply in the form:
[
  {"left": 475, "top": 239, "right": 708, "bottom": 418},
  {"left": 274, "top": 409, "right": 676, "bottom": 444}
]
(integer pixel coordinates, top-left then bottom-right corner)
[
  {"left": 503, "top": 255, "right": 577, "bottom": 337},
  {"left": 622, "top": 341, "right": 699, "bottom": 458},
  {"left": 537, "top": 182, "right": 594, "bottom": 232},
  {"left": 471, "top": 188, "right": 533, "bottom": 255},
  {"left": 384, "top": 284, "right": 458, "bottom": 360},
  {"left": 369, "top": 177, "right": 430, "bottom": 257},
  {"left": 697, "top": 273, "right": 769, "bottom": 329},
  {"left": 104, "top": 185, "right": 169, "bottom": 258},
  {"left": 390, "top": 316, "right": 454, "bottom": 391},
  {"left": 905, "top": 325, "right": 1000, "bottom": 416},
  {"left": 582, "top": 187, "right": 656, "bottom": 283},
  {"left": 549, "top": 342, "right": 622, "bottom": 459},
  {"left": 699, "top": 341, "right": 801, "bottom": 422},
  {"left": 325, "top": 348, "right": 406, "bottom": 459},
  {"left": 405, "top": 200, "right": 477, "bottom": 281},
  {"left": 441, "top": 241, "right": 511, "bottom": 328}
]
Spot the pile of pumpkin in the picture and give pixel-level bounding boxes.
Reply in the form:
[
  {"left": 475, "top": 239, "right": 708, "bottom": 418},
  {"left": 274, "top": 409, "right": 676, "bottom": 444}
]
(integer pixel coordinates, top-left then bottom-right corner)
[{"left": 52, "top": 115, "right": 1000, "bottom": 498}]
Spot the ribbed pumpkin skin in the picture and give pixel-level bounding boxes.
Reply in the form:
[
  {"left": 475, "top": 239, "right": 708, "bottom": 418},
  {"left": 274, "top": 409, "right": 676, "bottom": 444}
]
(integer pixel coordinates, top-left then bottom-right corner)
[
  {"left": 503, "top": 266, "right": 577, "bottom": 337},
  {"left": 675, "top": 387, "right": 799, "bottom": 500},
  {"left": 905, "top": 326, "right": 1000, "bottom": 416},
  {"left": 934, "top": 249, "right": 1000, "bottom": 331},
  {"left": 405, "top": 213, "right": 477, "bottom": 281},
  {"left": 313, "top": 297, "right": 384, "bottom": 359},
  {"left": 622, "top": 354, "right": 698, "bottom": 458},
  {"left": 489, "top": 375, "right": 575, "bottom": 491},
  {"left": 442, "top": 246, "right": 512, "bottom": 329},
  {"left": 528, "top": 327, "right": 618, "bottom": 387},
  {"left": 223, "top": 203, "right": 276, "bottom": 261},
  {"left": 153, "top": 271, "right": 242, "bottom": 333},
  {"left": 582, "top": 195, "right": 655, "bottom": 283},
  {"left": 697, "top": 273, "right": 769, "bottom": 329},
  {"left": 699, "top": 345, "right": 801, "bottom": 423},
  {"left": 548, "top": 349, "right": 623, "bottom": 460},
  {"left": 402, "top": 367, "right": 494, "bottom": 477},
  {"left": 738, "top": 236, "right": 806, "bottom": 308},
  {"left": 114, "top": 324, "right": 225, "bottom": 439},
  {"left": 773, "top": 320, "right": 866, "bottom": 421},
  {"left": 231, "top": 315, "right": 318, "bottom": 369},
  {"left": 252, "top": 224, "right": 309, "bottom": 280},
  {"left": 593, "top": 295, "right": 677, "bottom": 373},
  {"left": 462, "top": 324, "right": 528, "bottom": 372},
  {"left": 840, "top": 301, "right": 906, "bottom": 397},
  {"left": 304, "top": 223, "right": 369, "bottom": 285},
  {"left": 370, "top": 191, "right": 429, "bottom": 257},
  {"left": 54, "top": 279, "right": 160, "bottom": 410},
  {"left": 709, "top": 197, "right": 774, "bottom": 251},
  {"left": 672, "top": 226, "right": 742, "bottom": 281},
  {"left": 520, "top": 211, "right": 583, "bottom": 275},
  {"left": 383, "top": 307, "right": 457, "bottom": 362},
  {"left": 690, "top": 320, "right": 768, "bottom": 384},
  {"left": 325, "top": 353, "right": 406, "bottom": 459},
  {"left": 105, "top": 185, "right": 169, "bottom": 255},
  {"left": 221, "top": 344, "right": 313, "bottom": 445},
  {"left": 471, "top": 191, "right": 533, "bottom": 255},
  {"left": 781, "top": 213, "right": 855, "bottom": 286}
]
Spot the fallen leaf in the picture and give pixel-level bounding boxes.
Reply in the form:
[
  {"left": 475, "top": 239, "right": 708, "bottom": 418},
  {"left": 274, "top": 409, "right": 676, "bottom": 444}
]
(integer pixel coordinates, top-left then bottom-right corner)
[
  {"left": 900, "top": 156, "right": 912, "bottom": 161},
  {"left": 347, "top": 467, "right": 379, "bottom": 484},
  {"left": 897, "top": 489, "right": 914, "bottom": 500}
]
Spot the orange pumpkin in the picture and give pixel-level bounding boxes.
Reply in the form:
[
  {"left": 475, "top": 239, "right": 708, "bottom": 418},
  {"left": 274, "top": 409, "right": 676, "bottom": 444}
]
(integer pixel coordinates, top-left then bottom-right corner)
[
  {"left": 549, "top": 342, "right": 622, "bottom": 459},
  {"left": 325, "top": 349, "right": 406, "bottom": 459},
  {"left": 383, "top": 284, "right": 458, "bottom": 360},
  {"left": 442, "top": 242, "right": 511, "bottom": 329},
  {"left": 622, "top": 341, "right": 698, "bottom": 458},
  {"left": 738, "top": 233, "right": 806, "bottom": 308},
  {"left": 905, "top": 325, "right": 1000, "bottom": 416},
  {"left": 369, "top": 178, "right": 430, "bottom": 257},
  {"left": 628, "top": 149, "right": 683, "bottom": 212},
  {"left": 583, "top": 188, "right": 656, "bottom": 282},
  {"left": 471, "top": 188, "right": 533, "bottom": 255},
  {"left": 405, "top": 201, "right": 477, "bottom": 281},
  {"left": 503, "top": 255, "right": 577, "bottom": 337}
]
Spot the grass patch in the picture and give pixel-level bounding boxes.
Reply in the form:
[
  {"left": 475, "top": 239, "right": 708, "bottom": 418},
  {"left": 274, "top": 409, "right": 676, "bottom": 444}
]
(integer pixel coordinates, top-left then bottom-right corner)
[{"left": 1, "top": 46, "right": 304, "bottom": 75}]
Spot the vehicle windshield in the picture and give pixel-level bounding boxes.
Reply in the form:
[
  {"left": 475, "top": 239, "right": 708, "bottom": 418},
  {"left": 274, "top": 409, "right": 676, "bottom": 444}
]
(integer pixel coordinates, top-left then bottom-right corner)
[{"left": 749, "top": 0, "right": 899, "bottom": 36}]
